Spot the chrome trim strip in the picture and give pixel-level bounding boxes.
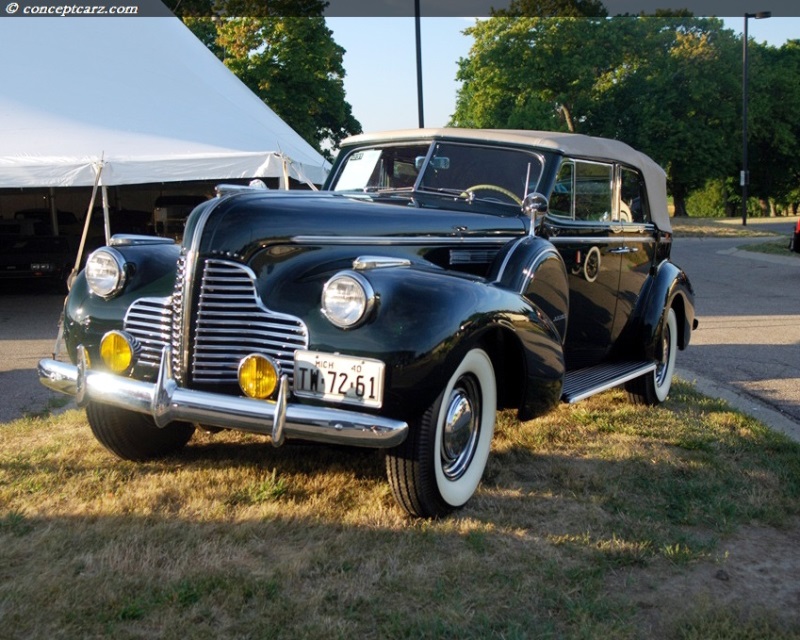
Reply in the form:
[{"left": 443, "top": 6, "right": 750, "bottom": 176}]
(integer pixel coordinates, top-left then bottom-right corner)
[
  {"left": 517, "top": 247, "right": 563, "bottom": 295},
  {"left": 292, "top": 235, "right": 519, "bottom": 246},
  {"left": 548, "top": 236, "right": 656, "bottom": 245},
  {"left": 38, "top": 350, "right": 408, "bottom": 449},
  {"left": 109, "top": 234, "right": 175, "bottom": 247},
  {"left": 491, "top": 236, "right": 528, "bottom": 285},
  {"left": 179, "top": 202, "right": 219, "bottom": 381},
  {"left": 353, "top": 255, "right": 412, "bottom": 270}
]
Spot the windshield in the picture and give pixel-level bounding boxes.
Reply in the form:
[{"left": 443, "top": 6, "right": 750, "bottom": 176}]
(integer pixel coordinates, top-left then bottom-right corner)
[{"left": 331, "top": 141, "right": 543, "bottom": 206}]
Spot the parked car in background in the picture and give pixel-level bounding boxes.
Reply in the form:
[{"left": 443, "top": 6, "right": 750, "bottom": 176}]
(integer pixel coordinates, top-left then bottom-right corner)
[
  {"left": 791, "top": 219, "right": 800, "bottom": 253},
  {"left": 14, "top": 208, "right": 81, "bottom": 238},
  {"left": 39, "top": 129, "right": 696, "bottom": 518},
  {"left": 152, "top": 195, "right": 207, "bottom": 241},
  {"left": 0, "top": 217, "right": 72, "bottom": 287}
]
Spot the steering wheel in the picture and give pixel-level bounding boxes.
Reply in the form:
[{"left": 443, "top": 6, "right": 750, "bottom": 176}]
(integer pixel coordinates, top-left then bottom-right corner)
[{"left": 462, "top": 184, "right": 522, "bottom": 206}]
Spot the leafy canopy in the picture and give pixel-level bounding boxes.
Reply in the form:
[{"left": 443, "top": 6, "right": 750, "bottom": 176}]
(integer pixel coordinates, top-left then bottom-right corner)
[{"left": 451, "top": 16, "right": 741, "bottom": 216}]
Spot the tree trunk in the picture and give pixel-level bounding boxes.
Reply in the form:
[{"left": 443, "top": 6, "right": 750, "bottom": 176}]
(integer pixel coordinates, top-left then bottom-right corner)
[
  {"left": 672, "top": 186, "right": 688, "bottom": 217},
  {"left": 558, "top": 104, "right": 576, "bottom": 133}
]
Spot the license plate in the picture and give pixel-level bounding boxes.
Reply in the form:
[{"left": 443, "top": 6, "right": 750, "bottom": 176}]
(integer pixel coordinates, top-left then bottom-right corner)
[{"left": 293, "top": 351, "right": 385, "bottom": 408}]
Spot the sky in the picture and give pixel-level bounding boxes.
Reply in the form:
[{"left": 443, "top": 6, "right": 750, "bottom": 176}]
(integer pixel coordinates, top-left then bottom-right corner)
[{"left": 326, "top": 16, "right": 800, "bottom": 134}]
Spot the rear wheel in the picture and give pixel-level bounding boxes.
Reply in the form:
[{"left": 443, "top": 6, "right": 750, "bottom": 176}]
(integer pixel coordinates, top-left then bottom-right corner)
[
  {"left": 626, "top": 307, "right": 677, "bottom": 405},
  {"left": 386, "top": 348, "right": 497, "bottom": 518},
  {"left": 86, "top": 402, "right": 195, "bottom": 461}
]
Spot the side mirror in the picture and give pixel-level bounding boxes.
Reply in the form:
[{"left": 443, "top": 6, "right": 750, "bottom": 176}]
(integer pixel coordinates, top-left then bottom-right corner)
[
  {"left": 522, "top": 192, "right": 549, "bottom": 236},
  {"left": 522, "top": 192, "right": 548, "bottom": 216}
]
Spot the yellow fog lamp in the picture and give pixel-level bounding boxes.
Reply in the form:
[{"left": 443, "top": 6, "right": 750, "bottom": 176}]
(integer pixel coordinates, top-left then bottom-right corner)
[
  {"left": 99, "top": 330, "right": 139, "bottom": 374},
  {"left": 238, "top": 354, "right": 280, "bottom": 399}
]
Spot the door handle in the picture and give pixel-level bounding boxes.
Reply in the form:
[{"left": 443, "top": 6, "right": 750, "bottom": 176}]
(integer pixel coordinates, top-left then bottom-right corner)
[{"left": 610, "top": 246, "right": 638, "bottom": 255}]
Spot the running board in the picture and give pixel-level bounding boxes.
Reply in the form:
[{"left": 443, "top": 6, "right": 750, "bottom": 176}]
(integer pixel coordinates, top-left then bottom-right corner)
[{"left": 562, "top": 361, "right": 657, "bottom": 404}]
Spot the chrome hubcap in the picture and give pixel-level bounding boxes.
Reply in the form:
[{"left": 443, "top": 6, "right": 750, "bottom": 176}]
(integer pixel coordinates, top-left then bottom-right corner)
[{"left": 441, "top": 376, "right": 481, "bottom": 480}]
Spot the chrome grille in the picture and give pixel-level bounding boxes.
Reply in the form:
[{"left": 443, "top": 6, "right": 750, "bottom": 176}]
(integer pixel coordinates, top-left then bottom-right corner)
[
  {"left": 124, "top": 296, "right": 172, "bottom": 368},
  {"left": 123, "top": 257, "right": 308, "bottom": 386},
  {"left": 192, "top": 260, "right": 308, "bottom": 384}
]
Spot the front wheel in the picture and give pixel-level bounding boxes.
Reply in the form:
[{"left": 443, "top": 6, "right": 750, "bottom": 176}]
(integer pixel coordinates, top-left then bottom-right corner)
[
  {"left": 386, "top": 348, "right": 497, "bottom": 518},
  {"left": 86, "top": 402, "right": 195, "bottom": 461},
  {"left": 626, "top": 307, "right": 678, "bottom": 405}
]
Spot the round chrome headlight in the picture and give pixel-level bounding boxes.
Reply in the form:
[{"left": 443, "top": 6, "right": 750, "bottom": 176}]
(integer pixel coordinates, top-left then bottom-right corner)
[
  {"left": 85, "top": 248, "right": 126, "bottom": 298},
  {"left": 321, "top": 272, "right": 375, "bottom": 329}
]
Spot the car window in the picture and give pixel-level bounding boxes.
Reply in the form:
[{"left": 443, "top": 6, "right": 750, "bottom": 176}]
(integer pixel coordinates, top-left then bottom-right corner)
[
  {"left": 549, "top": 161, "right": 574, "bottom": 218},
  {"left": 333, "top": 145, "right": 429, "bottom": 191},
  {"left": 574, "top": 161, "right": 613, "bottom": 222},
  {"left": 619, "top": 166, "right": 650, "bottom": 224},
  {"left": 418, "top": 142, "right": 542, "bottom": 203},
  {"left": 332, "top": 141, "right": 543, "bottom": 207},
  {"left": 549, "top": 160, "right": 613, "bottom": 222}
]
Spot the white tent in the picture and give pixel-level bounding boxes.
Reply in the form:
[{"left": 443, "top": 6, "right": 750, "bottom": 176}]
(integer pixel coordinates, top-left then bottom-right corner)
[{"left": 0, "top": 17, "right": 330, "bottom": 189}]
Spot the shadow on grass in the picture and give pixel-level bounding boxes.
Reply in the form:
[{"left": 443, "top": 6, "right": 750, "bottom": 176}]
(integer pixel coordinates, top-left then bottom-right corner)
[{"left": 2, "top": 383, "right": 800, "bottom": 639}]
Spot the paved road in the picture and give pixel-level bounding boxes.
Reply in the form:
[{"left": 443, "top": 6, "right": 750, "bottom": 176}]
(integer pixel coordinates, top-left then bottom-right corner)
[
  {"left": 0, "top": 282, "right": 67, "bottom": 422},
  {"left": 2, "top": 218, "right": 799, "bottom": 432},
  {"left": 671, "top": 218, "right": 800, "bottom": 431}
]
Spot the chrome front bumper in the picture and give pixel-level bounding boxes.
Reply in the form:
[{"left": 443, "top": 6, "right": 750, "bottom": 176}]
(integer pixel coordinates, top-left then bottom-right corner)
[{"left": 38, "top": 346, "right": 408, "bottom": 448}]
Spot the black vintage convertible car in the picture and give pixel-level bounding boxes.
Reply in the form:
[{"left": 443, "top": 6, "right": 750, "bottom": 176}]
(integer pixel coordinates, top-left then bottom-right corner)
[{"left": 39, "top": 129, "right": 696, "bottom": 518}]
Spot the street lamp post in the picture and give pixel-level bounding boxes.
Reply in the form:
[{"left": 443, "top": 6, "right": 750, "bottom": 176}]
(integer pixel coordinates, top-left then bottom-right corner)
[
  {"left": 414, "top": 0, "right": 424, "bottom": 128},
  {"left": 742, "top": 10, "right": 771, "bottom": 226}
]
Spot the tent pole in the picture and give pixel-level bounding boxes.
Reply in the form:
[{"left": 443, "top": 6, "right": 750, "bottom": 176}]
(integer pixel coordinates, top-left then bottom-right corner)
[
  {"left": 69, "top": 160, "right": 104, "bottom": 288},
  {"left": 280, "top": 156, "right": 290, "bottom": 190},
  {"left": 101, "top": 183, "right": 111, "bottom": 245}
]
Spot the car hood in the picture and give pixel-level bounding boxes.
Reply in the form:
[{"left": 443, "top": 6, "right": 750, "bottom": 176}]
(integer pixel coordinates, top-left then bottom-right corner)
[{"left": 190, "top": 191, "right": 526, "bottom": 261}]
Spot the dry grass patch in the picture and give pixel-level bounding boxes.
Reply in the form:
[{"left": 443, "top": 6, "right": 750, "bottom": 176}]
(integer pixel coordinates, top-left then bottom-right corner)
[
  {"left": 737, "top": 239, "right": 800, "bottom": 259},
  {"left": 2, "top": 382, "right": 800, "bottom": 639},
  {"left": 670, "top": 217, "right": 778, "bottom": 238}
]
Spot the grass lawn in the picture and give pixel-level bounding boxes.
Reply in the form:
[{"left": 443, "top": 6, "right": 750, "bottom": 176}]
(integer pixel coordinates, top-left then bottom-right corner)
[{"left": 3, "top": 383, "right": 800, "bottom": 639}]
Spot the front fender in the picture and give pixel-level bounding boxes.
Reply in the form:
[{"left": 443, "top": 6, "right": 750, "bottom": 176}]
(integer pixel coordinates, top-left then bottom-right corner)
[
  {"left": 308, "top": 265, "right": 564, "bottom": 421},
  {"left": 62, "top": 242, "right": 181, "bottom": 363},
  {"left": 490, "top": 235, "right": 569, "bottom": 343}
]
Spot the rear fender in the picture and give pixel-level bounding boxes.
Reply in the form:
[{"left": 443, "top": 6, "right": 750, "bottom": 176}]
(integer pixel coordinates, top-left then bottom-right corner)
[{"left": 622, "top": 260, "right": 696, "bottom": 361}]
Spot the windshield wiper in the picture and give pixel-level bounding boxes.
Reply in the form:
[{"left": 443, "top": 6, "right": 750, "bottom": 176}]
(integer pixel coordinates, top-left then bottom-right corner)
[{"left": 356, "top": 186, "right": 415, "bottom": 194}]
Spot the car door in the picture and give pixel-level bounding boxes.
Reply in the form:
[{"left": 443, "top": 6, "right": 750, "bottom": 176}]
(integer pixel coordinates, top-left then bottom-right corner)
[
  {"left": 543, "top": 158, "right": 623, "bottom": 370},
  {"left": 610, "top": 164, "right": 658, "bottom": 340}
]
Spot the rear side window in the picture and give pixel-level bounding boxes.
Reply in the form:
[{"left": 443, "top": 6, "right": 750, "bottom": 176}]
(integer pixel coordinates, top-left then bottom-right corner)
[{"left": 619, "top": 166, "right": 650, "bottom": 224}]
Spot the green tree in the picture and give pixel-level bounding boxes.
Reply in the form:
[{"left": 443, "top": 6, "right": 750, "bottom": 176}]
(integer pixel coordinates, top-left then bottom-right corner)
[
  {"left": 747, "top": 39, "right": 800, "bottom": 214},
  {"left": 493, "top": 0, "right": 607, "bottom": 17},
  {"left": 451, "top": 16, "right": 742, "bottom": 217},
  {"left": 603, "top": 18, "right": 741, "bottom": 217},
  {"left": 451, "top": 17, "right": 623, "bottom": 132}
]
